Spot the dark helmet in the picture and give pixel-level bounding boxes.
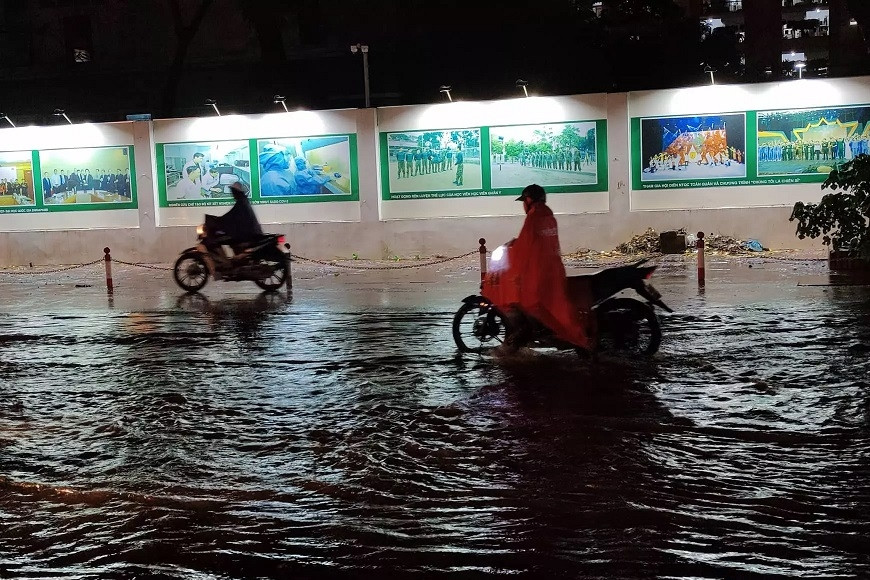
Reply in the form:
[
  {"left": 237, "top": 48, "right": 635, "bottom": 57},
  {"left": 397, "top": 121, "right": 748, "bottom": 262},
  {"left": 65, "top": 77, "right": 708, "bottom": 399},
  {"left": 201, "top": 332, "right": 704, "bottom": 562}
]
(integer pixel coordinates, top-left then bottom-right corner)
[
  {"left": 229, "top": 181, "right": 249, "bottom": 200},
  {"left": 515, "top": 183, "right": 546, "bottom": 203}
]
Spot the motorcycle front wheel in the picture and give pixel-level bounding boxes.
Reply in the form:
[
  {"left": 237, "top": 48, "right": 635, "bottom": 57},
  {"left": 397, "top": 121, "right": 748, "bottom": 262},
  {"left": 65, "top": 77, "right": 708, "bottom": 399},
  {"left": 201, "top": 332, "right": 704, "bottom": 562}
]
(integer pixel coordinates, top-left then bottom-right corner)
[
  {"left": 173, "top": 252, "right": 210, "bottom": 293},
  {"left": 595, "top": 297, "right": 661, "bottom": 356},
  {"left": 253, "top": 253, "right": 288, "bottom": 292},
  {"left": 452, "top": 302, "right": 510, "bottom": 353}
]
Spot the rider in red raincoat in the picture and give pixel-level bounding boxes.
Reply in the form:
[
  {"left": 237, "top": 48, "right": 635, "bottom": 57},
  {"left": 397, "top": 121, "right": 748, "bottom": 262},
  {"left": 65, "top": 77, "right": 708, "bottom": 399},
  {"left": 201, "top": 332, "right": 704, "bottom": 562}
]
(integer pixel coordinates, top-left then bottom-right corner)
[{"left": 482, "top": 184, "right": 592, "bottom": 351}]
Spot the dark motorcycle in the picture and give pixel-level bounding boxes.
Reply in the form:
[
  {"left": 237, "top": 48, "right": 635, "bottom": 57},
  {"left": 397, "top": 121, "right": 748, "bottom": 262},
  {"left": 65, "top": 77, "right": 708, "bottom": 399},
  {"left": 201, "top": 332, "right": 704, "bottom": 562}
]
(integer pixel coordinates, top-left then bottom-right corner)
[
  {"left": 173, "top": 220, "right": 289, "bottom": 293},
  {"left": 452, "top": 250, "right": 673, "bottom": 356}
]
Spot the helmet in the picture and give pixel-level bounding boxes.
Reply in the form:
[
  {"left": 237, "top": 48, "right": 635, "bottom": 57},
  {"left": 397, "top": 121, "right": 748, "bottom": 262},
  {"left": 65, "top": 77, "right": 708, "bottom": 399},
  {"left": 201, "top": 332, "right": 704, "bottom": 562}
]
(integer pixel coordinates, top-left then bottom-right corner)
[{"left": 515, "top": 183, "right": 546, "bottom": 202}]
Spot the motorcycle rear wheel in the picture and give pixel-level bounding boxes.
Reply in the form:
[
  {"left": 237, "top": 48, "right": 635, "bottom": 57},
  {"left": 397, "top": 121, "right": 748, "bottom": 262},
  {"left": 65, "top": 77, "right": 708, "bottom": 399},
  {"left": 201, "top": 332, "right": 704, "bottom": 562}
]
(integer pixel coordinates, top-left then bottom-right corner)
[
  {"left": 595, "top": 297, "right": 661, "bottom": 356},
  {"left": 173, "top": 252, "right": 210, "bottom": 293},
  {"left": 253, "top": 253, "right": 288, "bottom": 292},
  {"left": 452, "top": 302, "right": 510, "bottom": 353}
]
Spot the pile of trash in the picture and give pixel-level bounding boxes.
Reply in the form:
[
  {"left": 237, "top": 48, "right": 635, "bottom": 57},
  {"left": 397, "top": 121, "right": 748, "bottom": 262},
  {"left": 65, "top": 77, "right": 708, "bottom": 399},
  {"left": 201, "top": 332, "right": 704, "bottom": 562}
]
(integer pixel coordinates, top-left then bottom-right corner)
[
  {"left": 612, "top": 228, "right": 767, "bottom": 255},
  {"left": 615, "top": 228, "right": 666, "bottom": 254}
]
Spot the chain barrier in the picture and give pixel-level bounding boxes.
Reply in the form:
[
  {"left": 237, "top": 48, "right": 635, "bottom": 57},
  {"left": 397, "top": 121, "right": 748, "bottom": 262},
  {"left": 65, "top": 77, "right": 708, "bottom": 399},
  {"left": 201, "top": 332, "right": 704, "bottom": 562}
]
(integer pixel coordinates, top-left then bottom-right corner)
[
  {"left": 290, "top": 250, "right": 477, "bottom": 271},
  {"left": 112, "top": 259, "right": 172, "bottom": 271},
  {"left": 0, "top": 249, "right": 828, "bottom": 279},
  {"left": 0, "top": 259, "right": 103, "bottom": 276}
]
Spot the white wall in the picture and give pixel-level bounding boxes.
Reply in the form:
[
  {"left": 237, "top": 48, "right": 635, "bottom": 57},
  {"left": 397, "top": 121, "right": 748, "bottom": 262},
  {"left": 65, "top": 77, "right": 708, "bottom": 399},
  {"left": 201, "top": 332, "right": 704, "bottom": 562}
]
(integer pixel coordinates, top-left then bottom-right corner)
[
  {"left": 152, "top": 109, "right": 372, "bottom": 226},
  {"left": 627, "top": 78, "right": 857, "bottom": 211},
  {"left": 0, "top": 122, "right": 138, "bottom": 232},
  {"left": 3, "top": 77, "right": 868, "bottom": 267},
  {"left": 377, "top": 94, "right": 610, "bottom": 220}
]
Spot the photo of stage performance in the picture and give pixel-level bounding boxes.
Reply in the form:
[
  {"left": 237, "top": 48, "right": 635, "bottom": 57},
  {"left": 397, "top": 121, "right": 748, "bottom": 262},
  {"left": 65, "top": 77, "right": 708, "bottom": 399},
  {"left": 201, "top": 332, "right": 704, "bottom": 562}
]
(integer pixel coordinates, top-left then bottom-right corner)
[
  {"left": 639, "top": 113, "right": 746, "bottom": 182},
  {"left": 757, "top": 106, "right": 870, "bottom": 176}
]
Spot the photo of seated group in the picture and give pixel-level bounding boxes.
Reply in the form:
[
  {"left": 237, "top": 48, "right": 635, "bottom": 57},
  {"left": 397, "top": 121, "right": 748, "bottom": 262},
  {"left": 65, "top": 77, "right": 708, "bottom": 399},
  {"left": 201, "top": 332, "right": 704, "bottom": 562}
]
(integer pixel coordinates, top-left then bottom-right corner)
[
  {"left": 257, "top": 135, "right": 352, "bottom": 197},
  {"left": 40, "top": 146, "right": 133, "bottom": 205},
  {"left": 0, "top": 151, "right": 35, "bottom": 209},
  {"left": 163, "top": 141, "right": 250, "bottom": 202}
]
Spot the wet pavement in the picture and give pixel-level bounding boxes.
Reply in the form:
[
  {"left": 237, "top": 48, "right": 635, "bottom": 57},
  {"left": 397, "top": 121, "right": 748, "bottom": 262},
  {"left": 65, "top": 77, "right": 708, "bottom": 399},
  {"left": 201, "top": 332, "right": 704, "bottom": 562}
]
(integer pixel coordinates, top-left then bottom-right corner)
[{"left": 1, "top": 254, "right": 869, "bottom": 578}]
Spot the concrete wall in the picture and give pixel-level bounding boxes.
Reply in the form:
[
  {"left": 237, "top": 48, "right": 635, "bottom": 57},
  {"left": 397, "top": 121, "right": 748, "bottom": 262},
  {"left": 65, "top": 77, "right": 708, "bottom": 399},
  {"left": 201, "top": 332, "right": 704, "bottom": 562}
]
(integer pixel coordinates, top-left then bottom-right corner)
[{"left": 2, "top": 76, "right": 864, "bottom": 266}]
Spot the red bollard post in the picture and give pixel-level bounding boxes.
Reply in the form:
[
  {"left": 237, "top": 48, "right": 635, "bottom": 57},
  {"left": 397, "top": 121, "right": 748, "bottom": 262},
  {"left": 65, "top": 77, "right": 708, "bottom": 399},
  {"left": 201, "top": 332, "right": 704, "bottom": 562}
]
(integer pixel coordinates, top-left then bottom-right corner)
[
  {"left": 478, "top": 238, "right": 487, "bottom": 287},
  {"left": 284, "top": 243, "right": 292, "bottom": 291},
  {"left": 104, "top": 247, "right": 114, "bottom": 294},
  {"left": 696, "top": 232, "right": 705, "bottom": 287}
]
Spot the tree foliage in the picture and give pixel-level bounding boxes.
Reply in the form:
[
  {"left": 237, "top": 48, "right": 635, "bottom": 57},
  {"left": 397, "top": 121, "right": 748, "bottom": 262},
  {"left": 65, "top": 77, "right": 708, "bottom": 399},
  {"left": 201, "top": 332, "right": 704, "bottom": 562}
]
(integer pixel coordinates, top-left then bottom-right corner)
[{"left": 790, "top": 154, "right": 870, "bottom": 258}]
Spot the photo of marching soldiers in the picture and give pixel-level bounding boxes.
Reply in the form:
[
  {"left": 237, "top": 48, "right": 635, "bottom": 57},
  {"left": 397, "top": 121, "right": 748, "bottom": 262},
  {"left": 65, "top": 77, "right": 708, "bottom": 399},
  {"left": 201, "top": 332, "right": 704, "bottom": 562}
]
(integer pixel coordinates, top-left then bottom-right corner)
[
  {"left": 490, "top": 121, "right": 597, "bottom": 188},
  {"left": 757, "top": 106, "right": 870, "bottom": 176},
  {"left": 385, "top": 129, "right": 481, "bottom": 193},
  {"left": 640, "top": 114, "right": 746, "bottom": 182},
  {"left": 0, "top": 151, "right": 35, "bottom": 209},
  {"left": 40, "top": 147, "right": 133, "bottom": 204}
]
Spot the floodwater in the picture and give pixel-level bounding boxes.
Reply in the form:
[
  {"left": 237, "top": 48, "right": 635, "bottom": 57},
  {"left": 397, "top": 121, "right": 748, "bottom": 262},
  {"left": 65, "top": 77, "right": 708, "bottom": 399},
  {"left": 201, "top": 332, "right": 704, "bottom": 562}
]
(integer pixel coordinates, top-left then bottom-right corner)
[{"left": 1, "top": 258, "right": 869, "bottom": 579}]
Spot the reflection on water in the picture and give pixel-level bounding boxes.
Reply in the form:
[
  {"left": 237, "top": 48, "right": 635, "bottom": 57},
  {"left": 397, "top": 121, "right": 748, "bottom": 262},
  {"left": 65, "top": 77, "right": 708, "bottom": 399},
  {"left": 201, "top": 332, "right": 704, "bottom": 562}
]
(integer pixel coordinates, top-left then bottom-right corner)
[{"left": 0, "top": 283, "right": 869, "bottom": 578}]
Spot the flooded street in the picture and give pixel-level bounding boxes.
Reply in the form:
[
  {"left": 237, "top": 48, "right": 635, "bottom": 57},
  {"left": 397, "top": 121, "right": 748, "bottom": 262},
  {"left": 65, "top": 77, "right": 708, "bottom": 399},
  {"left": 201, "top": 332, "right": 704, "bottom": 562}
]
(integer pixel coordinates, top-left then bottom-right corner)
[{"left": 1, "top": 256, "right": 869, "bottom": 578}]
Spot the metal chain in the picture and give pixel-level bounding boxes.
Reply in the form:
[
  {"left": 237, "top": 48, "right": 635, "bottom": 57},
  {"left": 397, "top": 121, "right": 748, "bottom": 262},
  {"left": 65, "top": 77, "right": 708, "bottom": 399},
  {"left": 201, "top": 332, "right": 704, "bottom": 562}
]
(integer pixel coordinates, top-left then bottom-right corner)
[
  {"left": 290, "top": 250, "right": 477, "bottom": 270},
  {"left": 0, "top": 259, "right": 102, "bottom": 276},
  {"left": 112, "top": 259, "right": 172, "bottom": 271},
  {"left": 0, "top": 250, "right": 827, "bottom": 278}
]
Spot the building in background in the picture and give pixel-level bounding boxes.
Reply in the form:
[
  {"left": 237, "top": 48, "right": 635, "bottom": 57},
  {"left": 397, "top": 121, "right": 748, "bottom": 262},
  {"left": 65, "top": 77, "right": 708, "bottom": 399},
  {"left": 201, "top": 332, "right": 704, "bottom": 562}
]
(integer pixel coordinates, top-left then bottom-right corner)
[{"left": 680, "top": 0, "right": 866, "bottom": 80}]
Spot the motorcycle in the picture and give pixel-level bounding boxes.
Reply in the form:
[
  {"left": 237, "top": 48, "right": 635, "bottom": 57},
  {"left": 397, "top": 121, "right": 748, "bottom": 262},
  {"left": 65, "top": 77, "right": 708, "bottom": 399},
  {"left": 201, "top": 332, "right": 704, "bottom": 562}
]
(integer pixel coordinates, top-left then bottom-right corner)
[
  {"left": 172, "top": 220, "right": 289, "bottom": 293},
  {"left": 452, "top": 244, "right": 673, "bottom": 356}
]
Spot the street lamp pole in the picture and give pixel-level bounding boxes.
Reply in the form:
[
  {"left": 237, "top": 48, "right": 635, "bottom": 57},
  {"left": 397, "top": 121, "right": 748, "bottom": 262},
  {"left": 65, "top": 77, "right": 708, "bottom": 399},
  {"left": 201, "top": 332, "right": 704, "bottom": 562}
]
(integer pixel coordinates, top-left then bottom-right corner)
[{"left": 351, "top": 44, "right": 370, "bottom": 108}]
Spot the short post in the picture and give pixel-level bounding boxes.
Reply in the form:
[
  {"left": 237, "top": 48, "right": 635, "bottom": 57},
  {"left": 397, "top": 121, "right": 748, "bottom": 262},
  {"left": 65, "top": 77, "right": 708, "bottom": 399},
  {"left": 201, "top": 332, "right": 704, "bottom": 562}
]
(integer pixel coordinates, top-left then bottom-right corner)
[
  {"left": 696, "top": 232, "right": 705, "bottom": 286},
  {"left": 104, "top": 246, "right": 114, "bottom": 294},
  {"left": 478, "top": 238, "right": 487, "bottom": 285},
  {"left": 284, "top": 243, "right": 293, "bottom": 291}
]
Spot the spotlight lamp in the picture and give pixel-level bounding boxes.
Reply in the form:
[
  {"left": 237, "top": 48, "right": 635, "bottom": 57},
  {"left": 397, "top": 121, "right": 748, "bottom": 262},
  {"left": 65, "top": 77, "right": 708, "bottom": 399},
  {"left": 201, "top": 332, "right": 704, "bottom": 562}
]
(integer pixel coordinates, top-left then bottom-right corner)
[
  {"left": 516, "top": 79, "right": 529, "bottom": 97},
  {"left": 53, "top": 108, "right": 72, "bottom": 124},
  {"left": 204, "top": 99, "right": 221, "bottom": 116},
  {"left": 439, "top": 85, "right": 453, "bottom": 102},
  {"left": 273, "top": 95, "right": 289, "bottom": 112}
]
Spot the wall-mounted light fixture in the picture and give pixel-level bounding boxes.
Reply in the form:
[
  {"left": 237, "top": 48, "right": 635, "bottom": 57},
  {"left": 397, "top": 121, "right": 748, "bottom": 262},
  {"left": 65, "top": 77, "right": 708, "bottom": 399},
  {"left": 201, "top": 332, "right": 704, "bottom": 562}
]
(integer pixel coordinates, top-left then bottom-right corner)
[
  {"left": 516, "top": 79, "right": 529, "bottom": 97},
  {"left": 53, "top": 109, "right": 72, "bottom": 124},
  {"left": 204, "top": 99, "right": 221, "bottom": 116},
  {"left": 703, "top": 65, "right": 716, "bottom": 85},
  {"left": 273, "top": 95, "right": 289, "bottom": 113}
]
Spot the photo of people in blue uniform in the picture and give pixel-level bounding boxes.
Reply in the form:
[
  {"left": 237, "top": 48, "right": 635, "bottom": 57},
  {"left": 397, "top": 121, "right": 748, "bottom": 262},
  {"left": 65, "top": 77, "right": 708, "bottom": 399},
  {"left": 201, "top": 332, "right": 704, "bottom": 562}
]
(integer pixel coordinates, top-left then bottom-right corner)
[
  {"left": 257, "top": 136, "right": 351, "bottom": 197},
  {"left": 0, "top": 151, "right": 35, "bottom": 211},
  {"left": 163, "top": 141, "right": 250, "bottom": 202},
  {"left": 757, "top": 105, "right": 870, "bottom": 176},
  {"left": 40, "top": 146, "right": 133, "bottom": 205}
]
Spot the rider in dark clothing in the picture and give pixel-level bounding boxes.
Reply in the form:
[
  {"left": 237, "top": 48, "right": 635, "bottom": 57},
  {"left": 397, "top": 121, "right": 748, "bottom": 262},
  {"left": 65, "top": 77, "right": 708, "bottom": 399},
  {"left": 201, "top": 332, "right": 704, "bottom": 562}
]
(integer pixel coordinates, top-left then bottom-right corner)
[{"left": 207, "top": 182, "right": 263, "bottom": 244}]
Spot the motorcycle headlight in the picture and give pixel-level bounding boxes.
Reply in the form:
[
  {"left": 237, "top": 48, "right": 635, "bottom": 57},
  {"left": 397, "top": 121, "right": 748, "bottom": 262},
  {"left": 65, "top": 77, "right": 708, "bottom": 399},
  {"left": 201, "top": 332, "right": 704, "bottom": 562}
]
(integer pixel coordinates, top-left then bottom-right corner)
[{"left": 489, "top": 245, "right": 509, "bottom": 272}]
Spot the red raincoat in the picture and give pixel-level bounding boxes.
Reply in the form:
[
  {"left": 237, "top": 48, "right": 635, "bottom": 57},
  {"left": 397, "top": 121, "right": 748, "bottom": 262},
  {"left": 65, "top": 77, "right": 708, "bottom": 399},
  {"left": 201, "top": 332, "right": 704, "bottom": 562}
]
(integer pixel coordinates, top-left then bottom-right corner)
[{"left": 482, "top": 202, "right": 590, "bottom": 348}]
